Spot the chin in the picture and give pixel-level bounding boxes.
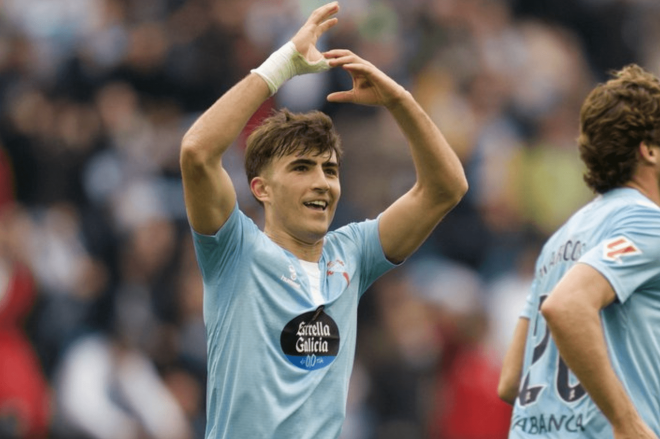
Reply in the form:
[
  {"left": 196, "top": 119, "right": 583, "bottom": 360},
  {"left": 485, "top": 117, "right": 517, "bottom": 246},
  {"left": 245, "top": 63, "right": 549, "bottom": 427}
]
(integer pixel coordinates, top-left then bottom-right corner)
[
  {"left": 298, "top": 214, "right": 334, "bottom": 241},
  {"left": 311, "top": 227, "right": 330, "bottom": 240},
  {"left": 304, "top": 225, "right": 330, "bottom": 243}
]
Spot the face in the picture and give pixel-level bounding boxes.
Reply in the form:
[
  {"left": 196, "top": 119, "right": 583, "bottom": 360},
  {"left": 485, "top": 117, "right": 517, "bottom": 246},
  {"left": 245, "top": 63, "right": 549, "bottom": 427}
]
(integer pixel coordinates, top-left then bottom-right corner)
[{"left": 254, "top": 149, "right": 341, "bottom": 245}]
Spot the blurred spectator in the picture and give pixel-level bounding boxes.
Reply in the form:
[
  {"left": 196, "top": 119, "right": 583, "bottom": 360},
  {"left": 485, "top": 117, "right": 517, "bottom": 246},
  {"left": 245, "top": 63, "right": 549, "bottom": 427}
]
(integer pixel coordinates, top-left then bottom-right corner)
[
  {"left": 0, "top": 206, "right": 51, "bottom": 439},
  {"left": 0, "top": 145, "right": 14, "bottom": 209},
  {"left": 51, "top": 330, "right": 191, "bottom": 439},
  {"left": 407, "top": 257, "right": 512, "bottom": 439},
  {"left": 25, "top": 203, "right": 110, "bottom": 376},
  {"left": 356, "top": 269, "right": 441, "bottom": 439}
]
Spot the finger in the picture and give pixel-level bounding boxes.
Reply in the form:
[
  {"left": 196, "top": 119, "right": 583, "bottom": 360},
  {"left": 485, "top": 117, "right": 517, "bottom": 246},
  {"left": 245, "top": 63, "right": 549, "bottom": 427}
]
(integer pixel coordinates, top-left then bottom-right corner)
[
  {"left": 308, "top": 2, "right": 340, "bottom": 26},
  {"left": 326, "top": 90, "right": 355, "bottom": 103},
  {"left": 323, "top": 49, "right": 355, "bottom": 61},
  {"left": 340, "top": 62, "right": 373, "bottom": 74},
  {"left": 326, "top": 54, "right": 369, "bottom": 69},
  {"left": 317, "top": 17, "right": 339, "bottom": 35}
]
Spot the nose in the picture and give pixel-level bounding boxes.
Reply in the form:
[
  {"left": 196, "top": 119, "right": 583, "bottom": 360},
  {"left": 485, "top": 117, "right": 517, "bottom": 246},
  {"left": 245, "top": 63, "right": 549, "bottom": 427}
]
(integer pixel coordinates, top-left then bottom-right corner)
[{"left": 312, "top": 166, "right": 330, "bottom": 192}]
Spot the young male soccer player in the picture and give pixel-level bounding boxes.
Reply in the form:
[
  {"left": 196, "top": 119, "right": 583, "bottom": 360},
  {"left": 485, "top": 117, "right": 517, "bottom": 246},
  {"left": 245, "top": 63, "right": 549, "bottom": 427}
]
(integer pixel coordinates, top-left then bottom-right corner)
[
  {"left": 179, "top": 2, "right": 467, "bottom": 438},
  {"left": 499, "top": 64, "right": 660, "bottom": 439}
]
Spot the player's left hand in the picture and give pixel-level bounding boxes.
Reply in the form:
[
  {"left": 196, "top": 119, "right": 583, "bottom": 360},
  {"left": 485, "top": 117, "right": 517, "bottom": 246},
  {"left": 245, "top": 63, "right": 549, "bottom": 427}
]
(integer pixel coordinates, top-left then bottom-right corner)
[{"left": 324, "top": 49, "right": 408, "bottom": 109}]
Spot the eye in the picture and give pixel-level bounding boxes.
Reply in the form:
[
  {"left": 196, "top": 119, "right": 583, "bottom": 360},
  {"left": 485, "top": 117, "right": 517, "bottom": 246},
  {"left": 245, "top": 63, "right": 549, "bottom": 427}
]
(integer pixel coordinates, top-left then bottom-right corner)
[
  {"left": 325, "top": 168, "right": 338, "bottom": 176},
  {"left": 293, "top": 165, "right": 308, "bottom": 172}
]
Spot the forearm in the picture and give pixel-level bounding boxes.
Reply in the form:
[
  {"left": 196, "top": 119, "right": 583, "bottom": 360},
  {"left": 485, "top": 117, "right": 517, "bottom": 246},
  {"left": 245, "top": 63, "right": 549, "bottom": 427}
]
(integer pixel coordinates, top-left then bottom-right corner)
[
  {"left": 498, "top": 318, "right": 528, "bottom": 405},
  {"left": 542, "top": 303, "right": 639, "bottom": 428},
  {"left": 374, "top": 90, "right": 468, "bottom": 263},
  {"left": 386, "top": 92, "right": 467, "bottom": 206},
  {"left": 181, "top": 73, "right": 270, "bottom": 162}
]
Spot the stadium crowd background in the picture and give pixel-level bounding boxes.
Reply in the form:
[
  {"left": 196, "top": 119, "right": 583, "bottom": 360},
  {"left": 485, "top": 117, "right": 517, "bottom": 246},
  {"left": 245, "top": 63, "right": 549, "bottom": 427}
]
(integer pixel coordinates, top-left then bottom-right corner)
[{"left": 0, "top": 0, "right": 658, "bottom": 438}]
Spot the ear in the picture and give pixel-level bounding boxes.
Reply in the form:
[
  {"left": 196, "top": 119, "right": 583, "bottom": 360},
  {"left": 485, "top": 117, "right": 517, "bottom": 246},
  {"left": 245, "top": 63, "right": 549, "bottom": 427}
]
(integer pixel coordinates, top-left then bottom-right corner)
[
  {"left": 250, "top": 176, "right": 270, "bottom": 204},
  {"left": 639, "top": 142, "right": 658, "bottom": 165}
]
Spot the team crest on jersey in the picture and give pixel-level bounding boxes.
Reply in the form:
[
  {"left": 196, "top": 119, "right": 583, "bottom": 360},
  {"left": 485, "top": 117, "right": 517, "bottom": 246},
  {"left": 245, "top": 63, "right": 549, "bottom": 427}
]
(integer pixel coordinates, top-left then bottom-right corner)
[
  {"left": 602, "top": 236, "right": 641, "bottom": 262},
  {"left": 327, "top": 259, "right": 350, "bottom": 287}
]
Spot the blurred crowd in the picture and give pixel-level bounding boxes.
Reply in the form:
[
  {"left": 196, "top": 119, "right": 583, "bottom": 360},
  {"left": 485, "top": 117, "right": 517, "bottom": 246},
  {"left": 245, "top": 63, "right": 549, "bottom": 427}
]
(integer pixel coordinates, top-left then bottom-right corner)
[{"left": 1, "top": 0, "right": 659, "bottom": 438}]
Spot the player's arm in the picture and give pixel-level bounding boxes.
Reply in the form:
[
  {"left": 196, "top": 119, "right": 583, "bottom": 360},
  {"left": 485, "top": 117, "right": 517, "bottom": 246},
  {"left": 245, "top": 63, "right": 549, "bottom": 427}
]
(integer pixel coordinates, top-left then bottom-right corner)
[
  {"left": 498, "top": 317, "right": 529, "bottom": 405},
  {"left": 324, "top": 51, "right": 467, "bottom": 264},
  {"left": 541, "top": 263, "right": 658, "bottom": 439},
  {"left": 180, "top": 75, "right": 267, "bottom": 235},
  {"left": 180, "top": 2, "right": 339, "bottom": 235}
]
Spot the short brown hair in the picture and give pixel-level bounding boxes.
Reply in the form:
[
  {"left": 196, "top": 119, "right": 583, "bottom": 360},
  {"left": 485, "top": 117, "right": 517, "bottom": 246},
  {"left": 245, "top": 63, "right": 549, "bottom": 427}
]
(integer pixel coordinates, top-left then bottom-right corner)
[
  {"left": 244, "top": 108, "right": 343, "bottom": 184},
  {"left": 578, "top": 64, "right": 660, "bottom": 194}
]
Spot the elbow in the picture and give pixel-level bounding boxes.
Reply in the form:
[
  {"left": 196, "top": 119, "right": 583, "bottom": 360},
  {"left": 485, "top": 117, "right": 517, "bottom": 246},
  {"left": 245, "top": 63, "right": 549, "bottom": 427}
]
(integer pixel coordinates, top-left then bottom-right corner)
[
  {"left": 180, "top": 131, "right": 199, "bottom": 161},
  {"left": 540, "top": 294, "right": 577, "bottom": 337},
  {"left": 444, "top": 174, "right": 469, "bottom": 209},
  {"left": 180, "top": 133, "right": 211, "bottom": 171},
  {"left": 455, "top": 175, "right": 469, "bottom": 204},
  {"left": 540, "top": 295, "right": 562, "bottom": 328}
]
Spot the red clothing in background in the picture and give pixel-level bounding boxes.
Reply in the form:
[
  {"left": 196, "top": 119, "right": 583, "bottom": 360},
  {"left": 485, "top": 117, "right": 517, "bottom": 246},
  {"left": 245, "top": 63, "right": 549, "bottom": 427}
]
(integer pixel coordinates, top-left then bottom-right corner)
[
  {"left": 0, "top": 263, "right": 50, "bottom": 438},
  {"left": 429, "top": 341, "right": 512, "bottom": 439}
]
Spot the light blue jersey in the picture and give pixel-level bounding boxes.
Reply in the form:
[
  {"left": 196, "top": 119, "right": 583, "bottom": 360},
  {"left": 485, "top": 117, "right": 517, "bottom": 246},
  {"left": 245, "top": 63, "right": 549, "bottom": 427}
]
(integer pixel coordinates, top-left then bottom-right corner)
[
  {"left": 510, "top": 188, "right": 660, "bottom": 438},
  {"left": 191, "top": 203, "right": 395, "bottom": 439}
]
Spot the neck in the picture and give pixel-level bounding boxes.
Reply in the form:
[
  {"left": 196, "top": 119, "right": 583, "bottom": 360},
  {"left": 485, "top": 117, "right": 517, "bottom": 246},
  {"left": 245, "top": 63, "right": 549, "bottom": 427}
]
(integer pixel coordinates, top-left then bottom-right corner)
[
  {"left": 624, "top": 174, "right": 660, "bottom": 206},
  {"left": 264, "top": 228, "right": 324, "bottom": 262}
]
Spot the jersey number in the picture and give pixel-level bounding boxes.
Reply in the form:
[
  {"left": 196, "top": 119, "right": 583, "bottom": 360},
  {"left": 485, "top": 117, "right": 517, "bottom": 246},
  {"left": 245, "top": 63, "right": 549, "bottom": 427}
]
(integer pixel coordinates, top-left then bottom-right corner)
[{"left": 518, "top": 295, "right": 587, "bottom": 406}]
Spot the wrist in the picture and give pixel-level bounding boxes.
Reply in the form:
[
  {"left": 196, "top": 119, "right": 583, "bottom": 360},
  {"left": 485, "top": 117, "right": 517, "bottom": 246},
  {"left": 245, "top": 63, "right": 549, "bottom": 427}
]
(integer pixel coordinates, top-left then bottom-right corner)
[
  {"left": 251, "top": 42, "right": 298, "bottom": 96},
  {"left": 251, "top": 41, "right": 330, "bottom": 96},
  {"left": 607, "top": 397, "right": 643, "bottom": 430},
  {"left": 384, "top": 88, "right": 412, "bottom": 112}
]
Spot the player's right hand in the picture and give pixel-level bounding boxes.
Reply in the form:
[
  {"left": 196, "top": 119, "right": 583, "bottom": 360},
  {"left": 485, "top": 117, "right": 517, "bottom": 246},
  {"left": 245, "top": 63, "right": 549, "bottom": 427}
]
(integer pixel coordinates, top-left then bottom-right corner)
[{"left": 290, "top": 2, "right": 339, "bottom": 65}]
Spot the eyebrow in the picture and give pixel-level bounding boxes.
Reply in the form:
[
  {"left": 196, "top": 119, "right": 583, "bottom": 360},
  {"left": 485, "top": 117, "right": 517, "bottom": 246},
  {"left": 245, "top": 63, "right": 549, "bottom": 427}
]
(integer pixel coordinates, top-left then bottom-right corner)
[{"left": 289, "top": 158, "right": 339, "bottom": 169}]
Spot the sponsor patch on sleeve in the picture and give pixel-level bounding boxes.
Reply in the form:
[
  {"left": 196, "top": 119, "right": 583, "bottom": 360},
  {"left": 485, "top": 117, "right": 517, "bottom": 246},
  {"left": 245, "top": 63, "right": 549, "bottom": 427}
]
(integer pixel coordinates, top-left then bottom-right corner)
[{"left": 602, "top": 236, "right": 641, "bottom": 262}]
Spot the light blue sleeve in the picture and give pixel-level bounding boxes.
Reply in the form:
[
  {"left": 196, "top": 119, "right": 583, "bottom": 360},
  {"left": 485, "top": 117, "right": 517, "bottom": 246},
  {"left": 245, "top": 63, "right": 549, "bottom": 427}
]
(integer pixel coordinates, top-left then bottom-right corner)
[
  {"left": 190, "top": 202, "right": 257, "bottom": 284},
  {"left": 328, "top": 216, "right": 398, "bottom": 297},
  {"left": 579, "top": 205, "right": 660, "bottom": 303}
]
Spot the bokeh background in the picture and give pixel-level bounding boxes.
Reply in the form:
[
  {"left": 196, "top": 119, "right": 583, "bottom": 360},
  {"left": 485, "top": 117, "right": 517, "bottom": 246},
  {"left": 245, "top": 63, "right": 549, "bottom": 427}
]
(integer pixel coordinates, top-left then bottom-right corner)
[{"left": 1, "top": 0, "right": 658, "bottom": 438}]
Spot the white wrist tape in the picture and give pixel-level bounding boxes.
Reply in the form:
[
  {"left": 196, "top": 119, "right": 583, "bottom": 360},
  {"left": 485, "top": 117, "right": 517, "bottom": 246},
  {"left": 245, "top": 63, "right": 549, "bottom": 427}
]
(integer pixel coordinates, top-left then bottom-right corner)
[{"left": 251, "top": 41, "right": 330, "bottom": 96}]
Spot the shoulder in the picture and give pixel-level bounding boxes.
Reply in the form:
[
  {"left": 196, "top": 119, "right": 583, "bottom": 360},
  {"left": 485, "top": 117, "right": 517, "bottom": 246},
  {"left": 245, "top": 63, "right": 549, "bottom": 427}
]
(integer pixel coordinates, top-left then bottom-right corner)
[
  {"left": 190, "top": 204, "right": 266, "bottom": 275},
  {"left": 605, "top": 196, "right": 660, "bottom": 245},
  {"left": 563, "top": 189, "right": 660, "bottom": 238},
  {"left": 325, "top": 218, "right": 380, "bottom": 246},
  {"left": 192, "top": 204, "right": 261, "bottom": 242},
  {"left": 602, "top": 189, "right": 660, "bottom": 222}
]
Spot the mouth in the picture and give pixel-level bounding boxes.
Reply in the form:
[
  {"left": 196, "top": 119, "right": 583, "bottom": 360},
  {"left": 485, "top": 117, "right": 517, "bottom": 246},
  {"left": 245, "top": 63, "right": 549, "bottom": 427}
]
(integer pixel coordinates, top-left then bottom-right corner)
[{"left": 303, "top": 200, "right": 329, "bottom": 211}]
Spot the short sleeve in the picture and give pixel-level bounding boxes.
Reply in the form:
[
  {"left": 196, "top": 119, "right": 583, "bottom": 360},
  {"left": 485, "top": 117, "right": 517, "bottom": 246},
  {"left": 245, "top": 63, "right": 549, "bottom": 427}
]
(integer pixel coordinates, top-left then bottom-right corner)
[
  {"left": 326, "top": 216, "right": 397, "bottom": 296},
  {"left": 579, "top": 204, "right": 660, "bottom": 303},
  {"left": 190, "top": 202, "right": 257, "bottom": 282}
]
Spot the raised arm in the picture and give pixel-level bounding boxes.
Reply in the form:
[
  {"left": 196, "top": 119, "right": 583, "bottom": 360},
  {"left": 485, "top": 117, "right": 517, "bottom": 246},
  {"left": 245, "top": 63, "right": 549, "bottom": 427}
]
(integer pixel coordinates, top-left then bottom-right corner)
[
  {"left": 325, "top": 51, "right": 468, "bottom": 263},
  {"left": 541, "top": 263, "right": 658, "bottom": 439},
  {"left": 180, "top": 2, "right": 339, "bottom": 235}
]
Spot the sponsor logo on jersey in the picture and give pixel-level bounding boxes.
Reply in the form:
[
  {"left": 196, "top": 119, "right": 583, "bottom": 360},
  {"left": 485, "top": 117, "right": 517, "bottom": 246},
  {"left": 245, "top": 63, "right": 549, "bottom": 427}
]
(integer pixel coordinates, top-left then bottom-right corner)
[
  {"left": 280, "top": 264, "right": 301, "bottom": 289},
  {"left": 602, "top": 236, "right": 641, "bottom": 262},
  {"left": 511, "top": 414, "right": 585, "bottom": 434},
  {"left": 280, "top": 305, "right": 340, "bottom": 370}
]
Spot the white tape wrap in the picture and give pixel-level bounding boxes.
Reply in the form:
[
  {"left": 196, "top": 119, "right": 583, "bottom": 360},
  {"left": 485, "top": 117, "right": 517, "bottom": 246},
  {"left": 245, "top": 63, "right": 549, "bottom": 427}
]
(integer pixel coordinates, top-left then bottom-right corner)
[{"left": 251, "top": 41, "right": 330, "bottom": 96}]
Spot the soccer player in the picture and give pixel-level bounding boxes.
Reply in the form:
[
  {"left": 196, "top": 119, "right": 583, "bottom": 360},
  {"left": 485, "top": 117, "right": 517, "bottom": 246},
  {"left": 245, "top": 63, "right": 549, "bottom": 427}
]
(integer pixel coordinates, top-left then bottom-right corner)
[
  {"left": 498, "top": 64, "right": 660, "bottom": 438},
  {"left": 179, "top": 2, "right": 467, "bottom": 438}
]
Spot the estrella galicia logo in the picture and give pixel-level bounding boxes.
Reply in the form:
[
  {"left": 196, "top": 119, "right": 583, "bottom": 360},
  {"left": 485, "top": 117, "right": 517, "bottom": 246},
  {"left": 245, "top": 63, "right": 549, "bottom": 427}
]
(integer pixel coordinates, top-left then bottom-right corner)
[{"left": 280, "top": 305, "right": 340, "bottom": 370}]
